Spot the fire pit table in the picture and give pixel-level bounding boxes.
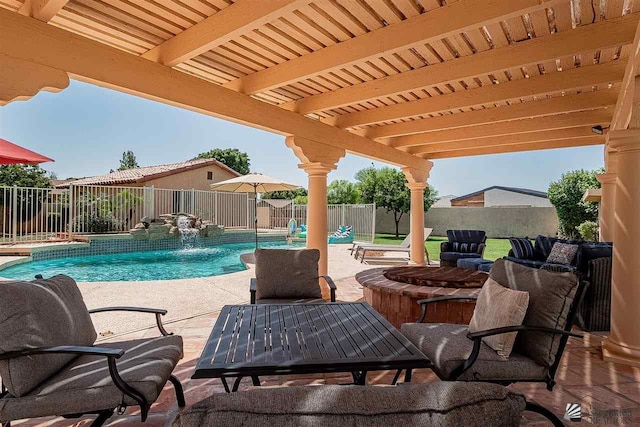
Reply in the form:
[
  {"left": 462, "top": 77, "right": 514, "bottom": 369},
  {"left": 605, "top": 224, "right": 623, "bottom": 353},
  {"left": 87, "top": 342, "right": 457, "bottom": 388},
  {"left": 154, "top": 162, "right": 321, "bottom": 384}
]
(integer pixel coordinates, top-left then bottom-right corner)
[{"left": 356, "top": 267, "right": 485, "bottom": 329}]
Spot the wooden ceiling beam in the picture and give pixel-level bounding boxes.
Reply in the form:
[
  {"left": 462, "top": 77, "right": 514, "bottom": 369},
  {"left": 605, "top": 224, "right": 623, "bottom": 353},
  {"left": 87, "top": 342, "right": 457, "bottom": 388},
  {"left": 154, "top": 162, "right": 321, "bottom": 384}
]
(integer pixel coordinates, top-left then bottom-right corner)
[
  {"left": 363, "top": 90, "right": 618, "bottom": 139},
  {"left": 18, "top": 0, "right": 68, "bottom": 21},
  {"left": 611, "top": 19, "right": 640, "bottom": 130},
  {"left": 409, "top": 126, "right": 599, "bottom": 154},
  {"left": 0, "top": 9, "right": 428, "bottom": 169},
  {"left": 222, "top": 0, "right": 562, "bottom": 94},
  {"left": 284, "top": 14, "right": 639, "bottom": 114},
  {"left": 330, "top": 60, "right": 626, "bottom": 128},
  {"left": 141, "top": 0, "right": 312, "bottom": 66},
  {"left": 423, "top": 136, "right": 606, "bottom": 159},
  {"left": 388, "top": 109, "right": 613, "bottom": 148}
]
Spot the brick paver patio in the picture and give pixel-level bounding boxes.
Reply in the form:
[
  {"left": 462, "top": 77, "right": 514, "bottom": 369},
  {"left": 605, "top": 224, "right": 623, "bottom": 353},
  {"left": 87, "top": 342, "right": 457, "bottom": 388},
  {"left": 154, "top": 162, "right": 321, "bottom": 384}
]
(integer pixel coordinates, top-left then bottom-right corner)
[{"left": 12, "top": 276, "right": 640, "bottom": 426}]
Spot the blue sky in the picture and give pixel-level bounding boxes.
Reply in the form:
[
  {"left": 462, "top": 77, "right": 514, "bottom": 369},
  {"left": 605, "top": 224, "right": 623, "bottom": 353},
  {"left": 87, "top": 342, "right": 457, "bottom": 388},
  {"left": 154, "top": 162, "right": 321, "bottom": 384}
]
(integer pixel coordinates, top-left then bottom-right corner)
[{"left": 0, "top": 80, "right": 604, "bottom": 197}]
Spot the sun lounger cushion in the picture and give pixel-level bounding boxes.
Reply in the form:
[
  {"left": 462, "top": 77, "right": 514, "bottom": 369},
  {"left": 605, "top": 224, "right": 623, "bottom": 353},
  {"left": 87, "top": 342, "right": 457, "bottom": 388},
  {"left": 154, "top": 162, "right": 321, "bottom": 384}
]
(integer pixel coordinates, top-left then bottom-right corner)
[
  {"left": 0, "top": 336, "right": 183, "bottom": 423},
  {"left": 489, "top": 259, "right": 579, "bottom": 367},
  {"left": 0, "top": 275, "right": 97, "bottom": 397},
  {"left": 172, "top": 382, "right": 526, "bottom": 427},
  {"left": 254, "top": 248, "right": 322, "bottom": 299},
  {"left": 401, "top": 323, "right": 547, "bottom": 381}
]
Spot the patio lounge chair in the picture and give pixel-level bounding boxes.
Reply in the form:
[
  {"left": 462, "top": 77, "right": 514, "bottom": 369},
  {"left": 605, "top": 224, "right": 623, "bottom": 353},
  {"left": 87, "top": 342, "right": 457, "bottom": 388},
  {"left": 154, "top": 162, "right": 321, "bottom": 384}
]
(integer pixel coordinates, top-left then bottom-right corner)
[
  {"left": 398, "top": 259, "right": 587, "bottom": 392},
  {"left": 351, "top": 228, "right": 433, "bottom": 264},
  {"left": 250, "top": 248, "right": 337, "bottom": 303},
  {"left": 0, "top": 275, "right": 185, "bottom": 427},
  {"left": 172, "top": 382, "right": 564, "bottom": 427}
]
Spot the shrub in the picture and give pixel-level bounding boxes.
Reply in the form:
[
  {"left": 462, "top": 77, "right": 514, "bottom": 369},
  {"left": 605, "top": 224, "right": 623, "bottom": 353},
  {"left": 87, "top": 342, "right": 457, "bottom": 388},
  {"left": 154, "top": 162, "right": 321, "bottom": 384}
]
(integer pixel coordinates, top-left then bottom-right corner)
[
  {"left": 577, "top": 220, "right": 599, "bottom": 242},
  {"left": 74, "top": 212, "right": 122, "bottom": 233},
  {"left": 548, "top": 169, "right": 600, "bottom": 238}
]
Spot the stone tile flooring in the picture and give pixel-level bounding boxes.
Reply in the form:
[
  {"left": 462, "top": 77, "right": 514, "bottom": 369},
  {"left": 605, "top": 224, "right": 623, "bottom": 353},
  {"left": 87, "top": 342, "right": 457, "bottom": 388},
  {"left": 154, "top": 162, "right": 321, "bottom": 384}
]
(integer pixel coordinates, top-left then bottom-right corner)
[{"left": 12, "top": 276, "right": 640, "bottom": 426}]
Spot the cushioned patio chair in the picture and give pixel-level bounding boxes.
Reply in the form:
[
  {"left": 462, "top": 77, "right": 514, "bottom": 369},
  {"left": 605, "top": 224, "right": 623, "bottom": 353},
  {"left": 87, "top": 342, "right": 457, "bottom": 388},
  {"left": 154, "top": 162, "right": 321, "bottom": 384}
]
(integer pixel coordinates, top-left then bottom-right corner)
[
  {"left": 0, "top": 275, "right": 185, "bottom": 427},
  {"left": 351, "top": 228, "right": 433, "bottom": 264},
  {"left": 172, "top": 382, "right": 565, "bottom": 427},
  {"left": 440, "top": 230, "right": 487, "bottom": 267},
  {"left": 250, "top": 248, "right": 337, "bottom": 303},
  {"left": 398, "top": 259, "right": 587, "bottom": 392}
]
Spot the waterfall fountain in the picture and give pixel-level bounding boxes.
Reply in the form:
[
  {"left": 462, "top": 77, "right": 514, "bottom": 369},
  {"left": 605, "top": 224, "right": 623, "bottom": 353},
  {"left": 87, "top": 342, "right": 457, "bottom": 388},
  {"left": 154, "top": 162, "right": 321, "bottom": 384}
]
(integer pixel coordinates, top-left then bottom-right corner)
[{"left": 177, "top": 214, "right": 200, "bottom": 248}]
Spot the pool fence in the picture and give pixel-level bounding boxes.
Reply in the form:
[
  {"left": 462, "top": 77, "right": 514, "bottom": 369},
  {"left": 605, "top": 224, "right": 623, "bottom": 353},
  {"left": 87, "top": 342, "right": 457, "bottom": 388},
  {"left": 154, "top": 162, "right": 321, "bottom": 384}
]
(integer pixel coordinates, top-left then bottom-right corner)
[{"left": 0, "top": 185, "right": 375, "bottom": 244}]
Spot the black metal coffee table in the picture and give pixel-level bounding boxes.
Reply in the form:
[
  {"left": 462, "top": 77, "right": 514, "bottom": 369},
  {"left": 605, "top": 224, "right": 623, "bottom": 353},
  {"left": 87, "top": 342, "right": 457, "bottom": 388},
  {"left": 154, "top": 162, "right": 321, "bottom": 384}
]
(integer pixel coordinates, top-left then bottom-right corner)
[{"left": 192, "top": 302, "right": 431, "bottom": 392}]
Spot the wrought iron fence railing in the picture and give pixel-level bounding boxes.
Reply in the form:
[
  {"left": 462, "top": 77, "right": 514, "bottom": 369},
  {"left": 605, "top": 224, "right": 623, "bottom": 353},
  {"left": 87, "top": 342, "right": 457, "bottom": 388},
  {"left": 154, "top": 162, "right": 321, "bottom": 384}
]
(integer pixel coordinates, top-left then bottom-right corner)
[{"left": 0, "top": 184, "right": 375, "bottom": 244}]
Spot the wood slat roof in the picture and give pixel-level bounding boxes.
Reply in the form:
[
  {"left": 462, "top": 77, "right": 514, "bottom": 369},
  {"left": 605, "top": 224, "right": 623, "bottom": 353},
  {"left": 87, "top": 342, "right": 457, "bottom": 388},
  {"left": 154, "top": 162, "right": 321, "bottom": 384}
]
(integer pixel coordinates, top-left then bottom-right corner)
[{"left": 2, "top": 0, "right": 635, "bottom": 163}]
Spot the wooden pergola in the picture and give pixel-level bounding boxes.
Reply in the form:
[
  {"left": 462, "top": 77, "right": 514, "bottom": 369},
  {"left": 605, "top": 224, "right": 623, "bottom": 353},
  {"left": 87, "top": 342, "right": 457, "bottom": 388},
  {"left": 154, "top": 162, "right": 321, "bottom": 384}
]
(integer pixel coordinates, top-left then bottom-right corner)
[{"left": 1, "top": 0, "right": 639, "bottom": 367}]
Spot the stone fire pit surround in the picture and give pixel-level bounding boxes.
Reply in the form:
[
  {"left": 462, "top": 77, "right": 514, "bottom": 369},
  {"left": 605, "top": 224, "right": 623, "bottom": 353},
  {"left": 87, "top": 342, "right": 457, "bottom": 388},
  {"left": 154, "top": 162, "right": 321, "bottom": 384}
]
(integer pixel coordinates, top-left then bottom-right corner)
[{"left": 356, "top": 267, "right": 481, "bottom": 329}]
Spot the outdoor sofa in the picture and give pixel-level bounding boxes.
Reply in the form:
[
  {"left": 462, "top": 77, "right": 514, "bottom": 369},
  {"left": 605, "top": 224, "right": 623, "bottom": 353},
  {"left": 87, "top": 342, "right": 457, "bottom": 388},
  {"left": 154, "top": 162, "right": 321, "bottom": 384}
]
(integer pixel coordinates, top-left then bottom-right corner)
[
  {"left": 439, "top": 229, "right": 487, "bottom": 267},
  {"left": 172, "top": 381, "right": 563, "bottom": 426},
  {"left": 250, "top": 248, "right": 337, "bottom": 303},
  {"left": 0, "top": 275, "right": 185, "bottom": 427},
  {"left": 505, "top": 235, "right": 613, "bottom": 331}
]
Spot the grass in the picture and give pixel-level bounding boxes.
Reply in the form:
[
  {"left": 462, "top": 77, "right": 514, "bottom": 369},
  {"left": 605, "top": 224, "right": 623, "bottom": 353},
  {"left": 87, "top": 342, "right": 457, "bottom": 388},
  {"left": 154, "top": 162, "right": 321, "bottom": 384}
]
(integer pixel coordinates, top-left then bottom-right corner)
[{"left": 373, "top": 234, "right": 512, "bottom": 262}]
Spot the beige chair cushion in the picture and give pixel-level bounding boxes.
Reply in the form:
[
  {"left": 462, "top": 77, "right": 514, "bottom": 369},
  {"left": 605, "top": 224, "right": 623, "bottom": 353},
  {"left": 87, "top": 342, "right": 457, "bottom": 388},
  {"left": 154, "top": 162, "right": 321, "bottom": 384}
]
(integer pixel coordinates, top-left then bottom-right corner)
[
  {"left": 254, "top": 248, "right": 321, "bottom": 299},
  {"left": 489, "top": 259, "right": 578, "bottom": 367},
  {"left": 0, "top": 275, "right": 97, "bottom": 397},
  {"left": 469, "top": 278, "right": 529, "bottom": 358}
]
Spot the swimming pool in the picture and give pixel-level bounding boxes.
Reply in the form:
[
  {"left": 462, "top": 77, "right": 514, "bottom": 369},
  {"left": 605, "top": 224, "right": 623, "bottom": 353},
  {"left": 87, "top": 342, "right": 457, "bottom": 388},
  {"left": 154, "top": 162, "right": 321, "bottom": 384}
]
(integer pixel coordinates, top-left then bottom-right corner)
[{"left": 0, "top": 241, "right": 300, "bottom": 282}]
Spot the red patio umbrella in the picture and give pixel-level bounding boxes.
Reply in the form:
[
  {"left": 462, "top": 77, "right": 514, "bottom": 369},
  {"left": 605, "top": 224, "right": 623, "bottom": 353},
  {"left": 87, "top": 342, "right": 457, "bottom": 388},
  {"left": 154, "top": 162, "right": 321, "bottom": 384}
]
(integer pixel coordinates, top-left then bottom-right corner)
[{"left": 0, "top": 138, "right": 53, "bottom": 165}]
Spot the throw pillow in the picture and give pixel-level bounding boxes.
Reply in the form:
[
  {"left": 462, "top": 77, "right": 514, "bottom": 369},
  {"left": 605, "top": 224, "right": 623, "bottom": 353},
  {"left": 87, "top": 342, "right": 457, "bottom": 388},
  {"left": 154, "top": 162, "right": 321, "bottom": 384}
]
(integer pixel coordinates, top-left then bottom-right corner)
[
  {"left": 546, "top": 242, "right": 579, "bottom": 265},
  {"left": 469, "top": 278, "right": 530, "bottom": 358},
  {"left": 489, "top": 259, "right": 579, "bottom": 367},
  {"left": 509, "top": 238, "right": 534, "bottom": 260},
  {"left": 255, "top": 248, "right": 322, "bottom": 299},
  {"left": 0, "top": 275, "right": 97, "bottom": 397}
]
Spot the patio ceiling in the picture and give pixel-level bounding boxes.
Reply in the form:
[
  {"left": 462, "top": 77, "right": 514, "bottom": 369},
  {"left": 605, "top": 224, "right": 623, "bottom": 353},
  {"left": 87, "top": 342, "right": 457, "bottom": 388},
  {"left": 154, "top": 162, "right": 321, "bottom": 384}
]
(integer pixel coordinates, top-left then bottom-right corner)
[{"left": 0, "top": 0, "right": 638, "bottom": 164}]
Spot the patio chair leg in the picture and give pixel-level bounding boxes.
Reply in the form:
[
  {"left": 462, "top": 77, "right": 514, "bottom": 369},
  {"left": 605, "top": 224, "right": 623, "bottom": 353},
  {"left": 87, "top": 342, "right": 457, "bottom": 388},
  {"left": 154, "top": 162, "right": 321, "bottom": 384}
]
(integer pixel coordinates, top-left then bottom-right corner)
[
  {"left": 220, "top": 377, "right": 231, "bottom": 393},
  {"left": 168, "top": 375, "right": 186, "bottom": 407},
  {"left": 360, "top": 249, "right": 366, "bottom": 263},
  {"left": 391, "top": 369, "right": 403, "bottom": 385},
  {"left": 251, "top": 376, "right": 261, "bottom": 386},
  {"left": 91, "top": 409, "right": 115, "bottom": 427},
  {"left": 525, "top": 401, "right": 564, "bottom": 427},
  {"left": 404, "top": 369, "right": 412, "bottom": 383}
]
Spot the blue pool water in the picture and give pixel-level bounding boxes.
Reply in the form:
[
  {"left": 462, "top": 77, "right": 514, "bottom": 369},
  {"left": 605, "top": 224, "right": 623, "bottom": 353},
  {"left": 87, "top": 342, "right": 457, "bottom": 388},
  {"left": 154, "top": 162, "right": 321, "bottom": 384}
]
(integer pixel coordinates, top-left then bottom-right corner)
[{"left": 0, "top": 241, "right": 299, "bottom": 282}]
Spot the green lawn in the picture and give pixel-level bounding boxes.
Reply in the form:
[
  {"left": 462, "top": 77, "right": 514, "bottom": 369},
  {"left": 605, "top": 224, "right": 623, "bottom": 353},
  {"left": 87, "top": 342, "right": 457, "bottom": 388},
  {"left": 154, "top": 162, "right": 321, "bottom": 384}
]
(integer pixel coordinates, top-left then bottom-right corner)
[{"left": 374, "top": 234, "right": 512, "bottom": 262}]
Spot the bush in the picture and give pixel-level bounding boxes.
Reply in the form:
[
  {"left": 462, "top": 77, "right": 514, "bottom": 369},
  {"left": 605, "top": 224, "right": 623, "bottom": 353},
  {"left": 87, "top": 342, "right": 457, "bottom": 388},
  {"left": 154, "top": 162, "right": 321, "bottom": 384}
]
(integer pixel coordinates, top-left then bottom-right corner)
[
  {"left": 548, "top": 169, "right": 600, "bottom": 238},
  {"left": 577, "top": 220, "right": 599, "bottom": 242},
  {"left": 74, "top": 212, "right": 122, "bottom": 233}
]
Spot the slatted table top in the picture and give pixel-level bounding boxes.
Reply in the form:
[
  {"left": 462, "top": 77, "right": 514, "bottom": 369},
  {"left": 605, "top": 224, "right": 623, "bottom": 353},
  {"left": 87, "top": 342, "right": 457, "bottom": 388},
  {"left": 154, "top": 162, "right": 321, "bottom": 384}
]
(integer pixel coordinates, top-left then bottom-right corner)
[{"left": 192, "top": 303, "right": 431, "bottom": 379}]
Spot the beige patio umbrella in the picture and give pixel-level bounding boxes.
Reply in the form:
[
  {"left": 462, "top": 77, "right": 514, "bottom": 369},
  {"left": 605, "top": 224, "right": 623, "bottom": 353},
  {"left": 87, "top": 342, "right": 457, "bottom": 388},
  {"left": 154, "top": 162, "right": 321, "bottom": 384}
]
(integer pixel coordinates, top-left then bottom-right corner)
[{"left": 210, "top": 173, "right": 300, "bottom": 248}]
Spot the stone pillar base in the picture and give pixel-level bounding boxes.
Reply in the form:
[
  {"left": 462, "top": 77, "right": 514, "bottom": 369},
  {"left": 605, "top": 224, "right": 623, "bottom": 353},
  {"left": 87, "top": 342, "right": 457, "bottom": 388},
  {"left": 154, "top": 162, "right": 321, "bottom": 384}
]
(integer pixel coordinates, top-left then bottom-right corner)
[{"left": 603, "top": 339, "right": 640, "bottom": 368}]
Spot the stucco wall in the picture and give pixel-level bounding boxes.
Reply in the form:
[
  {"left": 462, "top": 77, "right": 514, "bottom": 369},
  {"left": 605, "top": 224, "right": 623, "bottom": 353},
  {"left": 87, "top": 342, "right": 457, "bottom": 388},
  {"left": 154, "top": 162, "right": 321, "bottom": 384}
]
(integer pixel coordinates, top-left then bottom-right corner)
[
  {"left": 484, "top": 188, "right": 552, "bottom": 207},
  {"left": 145, "top": 165, "right": 237, "bottom": 191},
  {"left": 375, "top": 206, "right": 559, "bottom": 238}
]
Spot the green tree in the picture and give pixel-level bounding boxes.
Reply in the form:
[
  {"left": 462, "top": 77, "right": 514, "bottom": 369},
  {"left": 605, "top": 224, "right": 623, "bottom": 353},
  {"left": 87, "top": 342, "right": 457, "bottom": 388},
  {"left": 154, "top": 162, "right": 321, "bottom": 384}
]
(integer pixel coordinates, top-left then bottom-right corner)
[
  {"left": 327, "top": 179, "right": 360, "bottom": 204},
  {"left": 548, "top": 169, "right": 601, "bottom": 238},
  {"left": 197, "top": 148, "right": 250, "bottom": 175},
  {"left": 118, "top": 150, "right": 139, "bottom": 171},
  {"left": 262, "top": 188, "right": 307, "bottom": 200},
  {"left": 356, "top": 167, "right": 438, "bottom": 237},
  {"left": 0, "top": 165, "right": 52, "bottom": 224}
]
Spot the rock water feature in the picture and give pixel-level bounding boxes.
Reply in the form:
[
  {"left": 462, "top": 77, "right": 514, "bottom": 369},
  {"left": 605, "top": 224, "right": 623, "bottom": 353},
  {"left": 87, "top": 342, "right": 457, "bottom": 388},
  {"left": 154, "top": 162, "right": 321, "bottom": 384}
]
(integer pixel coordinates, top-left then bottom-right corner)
[
  {"left": 176, "top": 214, "right": 200, "bottom": 248},
  {"left": 129, "top": 213, "right": 223, "bottom": 245}
]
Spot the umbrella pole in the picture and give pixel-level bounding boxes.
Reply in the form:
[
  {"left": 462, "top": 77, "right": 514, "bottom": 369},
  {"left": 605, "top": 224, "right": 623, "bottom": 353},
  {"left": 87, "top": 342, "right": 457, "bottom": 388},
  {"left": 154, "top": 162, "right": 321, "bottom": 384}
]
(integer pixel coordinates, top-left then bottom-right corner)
[{"left": 254, "top": 185, "right": 258, "bottom": 249}]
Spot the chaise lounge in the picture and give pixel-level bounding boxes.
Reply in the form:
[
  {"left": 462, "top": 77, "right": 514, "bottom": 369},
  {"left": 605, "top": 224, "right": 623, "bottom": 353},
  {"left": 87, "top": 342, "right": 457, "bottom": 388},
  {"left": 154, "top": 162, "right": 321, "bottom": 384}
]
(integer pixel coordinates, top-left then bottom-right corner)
[{"left": 0, "top": 275, "right": 185, "bottom": 427}]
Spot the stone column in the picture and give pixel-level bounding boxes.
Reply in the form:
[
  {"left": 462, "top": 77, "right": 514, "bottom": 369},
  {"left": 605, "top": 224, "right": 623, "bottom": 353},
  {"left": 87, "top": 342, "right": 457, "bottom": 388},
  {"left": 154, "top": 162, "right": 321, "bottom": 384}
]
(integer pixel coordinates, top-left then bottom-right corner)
[
  {"left": 602, "top": 129, "right": 640, "bottom": 367},
  {"left": 286, "top": 136, "right": 345, "bottom": 299},
  {"left": 402, "top": 165, "right": 433, "bottom": 265}
]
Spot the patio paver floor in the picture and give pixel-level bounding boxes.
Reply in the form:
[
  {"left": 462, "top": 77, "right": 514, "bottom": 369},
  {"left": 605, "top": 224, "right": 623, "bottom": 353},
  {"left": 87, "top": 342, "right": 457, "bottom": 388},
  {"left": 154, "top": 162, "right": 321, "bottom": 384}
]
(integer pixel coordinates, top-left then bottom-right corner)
[{"left": 9, "top": 275, "right": 640, "bottom": 426}]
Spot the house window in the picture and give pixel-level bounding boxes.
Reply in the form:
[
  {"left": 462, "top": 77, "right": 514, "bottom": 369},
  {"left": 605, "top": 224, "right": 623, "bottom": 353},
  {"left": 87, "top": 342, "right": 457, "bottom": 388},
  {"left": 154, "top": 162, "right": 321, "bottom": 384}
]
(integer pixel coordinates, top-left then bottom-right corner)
[{"left": 207, "top": 171, "right": 213, "bottom": 180}]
